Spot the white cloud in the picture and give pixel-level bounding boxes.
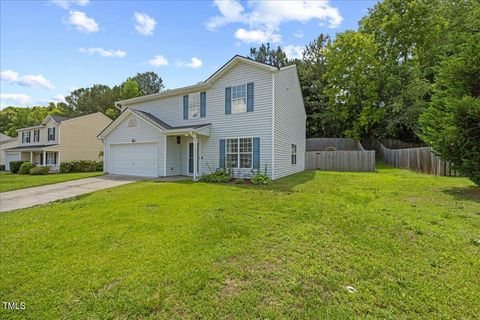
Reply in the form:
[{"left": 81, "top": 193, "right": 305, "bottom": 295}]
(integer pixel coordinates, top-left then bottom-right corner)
[
  {"left": 149, "top": 55, "right": 169, "bottom": 67},
  {"left": 79, "top": 47, "right": 126, "bottom": 58},
  {"left": 134, "top": 12, "right": 156, "bottom": 36},
  {"left": 284, "top": 45, "right": 304, "bottom": 59},
  {"left": 51, "top": 94, "right": 66, "bottom": 102},
  {"left": 66, "top": 10, "right": 99, "bottom": 33},
  {"left": 294, "top": 29, "right": 304, "bottom": 38},
  {"left": 1, "top": 70, "right": 55, "bottom": 90},
  {"left": 177, "top": 57, "right": 203, "bottom": 69},
  {"left": 0, "top": 93, "right": 31, "bottom": 105},
  {"left": 235, "top": 28, "right": 281, "bottom": 43},
  {"left": 51, "top": 0, "right": 89, "bottom": 9},
  {"left": 207, "top": 0, "right": 342, "bottom": 43}
]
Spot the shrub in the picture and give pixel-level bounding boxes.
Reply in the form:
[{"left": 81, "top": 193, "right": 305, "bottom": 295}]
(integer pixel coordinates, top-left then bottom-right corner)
[
  {"left": 199, "top": 169, "right": 230, "bottom": 183},
  {"left": 233, "top": 178, "right": 245, "bottom": 184},
  {"left": 9, "top": 161, "right": 25, "bottom": 174},
  {"left": 30, "top": 166, "right": 50, "bottom": 175},
  {"left": 60, "top": 160, "right": 103, "bottom": 173},
  {"left": 19, "top": 162, "right": 36, "bottom": 174},
  {"left": 251, "top": 164, "right": 272, "bottom": 185},
  {"left": 0, "top": 165, "right": 5, "bottom": 171}
]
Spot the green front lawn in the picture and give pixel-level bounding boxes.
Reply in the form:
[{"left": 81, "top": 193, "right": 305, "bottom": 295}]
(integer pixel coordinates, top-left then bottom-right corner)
[
  {"left": 1, "top": 167, "right": 479, "bottom": 318},
  {"left": 0, "top": 171, "right": 103, "bottom": 192}
]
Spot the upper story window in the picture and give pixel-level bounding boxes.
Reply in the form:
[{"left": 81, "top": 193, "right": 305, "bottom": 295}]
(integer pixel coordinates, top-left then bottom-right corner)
[
  {"left": 291, "top": 144, "right": 297, "bottom": 165},
  {"left": 226, "top": 137, "right": 252, "bottom": 169},
  {"left": 47, "top": 127, "right": 55, "bottom": 141},
  {"left": 188, "top": 93, "right": 200, "bottom": 119},
  {"left": 231, "top": 84, "right": 246, "bottom": 113},
  {"left": 33, "top": 129, "right": 40, "bottom": 142},
  {"left": 22, "top": 131, "right": 31, "bottom": 143},
  {"left": 127, "top": 118, "right": 137, "bottom": 128}
]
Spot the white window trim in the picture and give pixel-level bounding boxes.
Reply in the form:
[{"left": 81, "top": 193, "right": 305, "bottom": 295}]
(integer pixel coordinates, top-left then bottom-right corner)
[
  {"left": 189, "top": 92, "right": 200, "bottom": 119},
  {"left": 226, "top": 136, "right": 253, "bottom": 169},
  {"left": 127, "top": 118, "right": 137, "bottom": 128},
  {"left": 231, "top": 84, "right": 247, "bottom": 114}
]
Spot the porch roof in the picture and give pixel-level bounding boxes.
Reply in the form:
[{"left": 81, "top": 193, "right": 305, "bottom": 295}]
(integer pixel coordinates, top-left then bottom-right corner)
[{"left": 5, "top": 144, "right": 59, "bottom": 151}]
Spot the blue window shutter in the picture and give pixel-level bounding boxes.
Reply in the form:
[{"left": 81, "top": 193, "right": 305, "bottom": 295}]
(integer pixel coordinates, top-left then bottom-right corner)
[
  {"left": 219, "top": 139, "right": 226, "bottom": 169},
  {"left": 183, "top": 95, "right": 189, "bottom": 120},
  {"left": 225, "top": 87, "right": 231, "bottom": 114},
  {"left": 253, "top": 137, "right": 260, "bottom": 169},
  {"left": 200, "top": 92, "right": 206, "bottom": 118},
  {"left": 247, "top": 82, "right": 254, "bottom": 112}
]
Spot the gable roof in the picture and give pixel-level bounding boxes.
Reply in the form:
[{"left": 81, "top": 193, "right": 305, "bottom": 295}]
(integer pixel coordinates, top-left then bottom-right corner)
[
  {"left": 97, "top": 108, "right": 210, "bottom": 139},
  {"left": 116, "top": 55, "right": 280, "bottom": 107},
  {"left": 16, "top": 113, "right": 111, "bottom": 131}
]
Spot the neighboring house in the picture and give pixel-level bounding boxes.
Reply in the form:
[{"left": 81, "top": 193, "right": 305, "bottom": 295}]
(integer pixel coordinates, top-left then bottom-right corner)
[
  {"left": 4, "top": 113, "right": 112, "bottom": 171},
  {"left": 98, "top": 55, "right": 306, "bottom": 180},
  {"left": 0, "top": 133, "right": 18, "bottom": 169}
]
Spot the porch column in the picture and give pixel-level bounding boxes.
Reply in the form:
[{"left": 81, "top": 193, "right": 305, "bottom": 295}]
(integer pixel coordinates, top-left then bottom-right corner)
[
  {"left": 191, "top": 132, "right": 198, "bottom": 180},
  {"left": 30, "top": 151, "right": 33, "bottom": 162},
  {"left": 43, "top": 150, "right": 46, "bottom": 165}
]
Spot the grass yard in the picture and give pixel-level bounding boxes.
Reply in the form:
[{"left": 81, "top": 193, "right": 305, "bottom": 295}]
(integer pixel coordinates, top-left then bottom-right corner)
[
  {"left": 0, "top": 171, "right": 103, "bottom": 192},
  {"left": 1, "top": 166, "right": 479, "bottom": 319}
]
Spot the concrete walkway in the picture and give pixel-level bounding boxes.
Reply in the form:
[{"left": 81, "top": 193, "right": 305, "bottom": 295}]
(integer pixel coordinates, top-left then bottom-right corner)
[{"left": 0, "top": 175, "right": 140, "bottom": 212}]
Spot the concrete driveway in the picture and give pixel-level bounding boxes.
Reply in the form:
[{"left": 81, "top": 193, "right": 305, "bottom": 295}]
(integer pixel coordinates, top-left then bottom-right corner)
[{"left": 0, "top": 175, "right": 140, "bottom": 212}]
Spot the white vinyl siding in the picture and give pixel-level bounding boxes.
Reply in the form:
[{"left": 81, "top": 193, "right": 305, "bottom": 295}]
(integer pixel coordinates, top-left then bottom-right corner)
[
  {"left": 273, "top": 66, "right": 306, "bottom": 179},
  {"left": 127, "top": 62, "right": 273, "bottom": 178}
]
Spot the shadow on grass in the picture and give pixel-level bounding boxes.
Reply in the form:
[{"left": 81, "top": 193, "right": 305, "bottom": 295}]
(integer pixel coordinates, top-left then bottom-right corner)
[{"left": 443, "top": 186, "right": 480, "bottom": 203}]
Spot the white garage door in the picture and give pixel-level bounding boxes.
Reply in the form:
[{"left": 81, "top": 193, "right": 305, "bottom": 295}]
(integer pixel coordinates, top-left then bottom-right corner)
[
  {"left": 110, "top": 143, "right": 158, "bottom": 177},
  {"left": 5, "top": 152, "right": 20, "bottom": 171}
]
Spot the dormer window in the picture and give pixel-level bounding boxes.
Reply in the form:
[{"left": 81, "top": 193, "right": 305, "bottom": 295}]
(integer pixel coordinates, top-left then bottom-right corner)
[
  {"left": 127, "top": 118, "right": 137, "bottom": 127},
  {"left": 188, "top": 93, "right": 200, "bottom": 119}
]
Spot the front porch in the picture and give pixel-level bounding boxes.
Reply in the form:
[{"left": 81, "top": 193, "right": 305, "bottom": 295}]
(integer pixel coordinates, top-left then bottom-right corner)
[{"left": 16, "top": 148, "right": 60, "bottom": 172}]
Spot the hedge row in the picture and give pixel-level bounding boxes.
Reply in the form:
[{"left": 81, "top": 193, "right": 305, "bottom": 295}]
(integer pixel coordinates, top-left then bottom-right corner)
[
  {"left": 60, "top": 160, "right": 103, "bottom": 173},
  {"left": 9, "top": 161, "right": 26, "bottom": 174}
]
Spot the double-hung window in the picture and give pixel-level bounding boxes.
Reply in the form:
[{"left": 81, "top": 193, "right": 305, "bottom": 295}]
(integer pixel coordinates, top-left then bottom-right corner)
[
  {"left": 48, "top": 127, "right": 55, "bottom": 141},
  {"left": 226, "top": 137, "right": 252, "bottom": 169},
  {"left": 231, "top": 84, "right": 246, "bottom": 113},
  {"left": 291, "top": 144, "right": 297, "bottom": 165},
  {"left": 33, "top": 129, "right": 40, "bottom": 142},
  {"left": 22, "top": 131, "right": 31, "bottom": 143},
  {"left": 188, "top": 93, "right": 200, "bottom": 119}
]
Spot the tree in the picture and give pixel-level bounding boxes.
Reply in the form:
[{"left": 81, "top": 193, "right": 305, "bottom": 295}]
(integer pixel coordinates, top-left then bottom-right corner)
[
  {"left": 248, "top": 43, "right": 290, "bottom": 67},
  {"left": 323, "top": 31, "right": 381, "bottom": 139},
  {"left": 65, "top": 84, "right": 120, "bottom": 118},
  {"left": 120, "top": 79, "right": 142, "bottom": 100},
  {"left": 420, "top": 35, "right": 480, "bottom": 185},
  {"left": 130, "top": 71, "right": 164, "bottom": 95},
  {"left": 295, "top": 34, "right": 333, "bottom": 137}
]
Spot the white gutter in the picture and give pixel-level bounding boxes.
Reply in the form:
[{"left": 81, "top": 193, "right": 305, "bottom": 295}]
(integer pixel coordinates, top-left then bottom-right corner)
[{"left": 271, "top": 72, "right": 275, "bottom": 180}]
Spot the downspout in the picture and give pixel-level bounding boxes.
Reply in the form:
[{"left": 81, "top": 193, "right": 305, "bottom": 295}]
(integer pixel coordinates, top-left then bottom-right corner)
[{"left": 271, "top": 72, "right": 275, "bottom": 180}]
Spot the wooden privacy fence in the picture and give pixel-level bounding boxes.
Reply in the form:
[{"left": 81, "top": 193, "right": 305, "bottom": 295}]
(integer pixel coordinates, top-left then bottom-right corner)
[
  {"left": 305, "top": 138, "right": 375, "bottom": 172},
  {"left": 378, "top": 144, "right": 460, "bottom": 176}
]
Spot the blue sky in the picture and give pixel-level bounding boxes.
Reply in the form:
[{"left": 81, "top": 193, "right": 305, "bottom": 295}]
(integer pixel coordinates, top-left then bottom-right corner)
[{"left": 0, "top": 0, "right": 377, "bottom": 109}]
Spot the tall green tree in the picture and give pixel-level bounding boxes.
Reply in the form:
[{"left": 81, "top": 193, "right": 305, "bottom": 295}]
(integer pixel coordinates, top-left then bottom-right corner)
[
  {"left": 420, "top": 30, "right": 480, "bottom": 184},
  {"left": 65, "top": 84, "right": 120, "bottom": 118},
  {"left": 248, "top": 43, "right": 290, "bottom": 67},
  {"left": 295, "top": 34, "right": 333, "bottom": 137},
  {"left": 120, "top": 79, "right": 142, "bottom": 100},
  {"left": 129, "top": 71, "right": 164, "bottom": 95},
  {"left": 323, "top": 31, "right": 381, "bottom": 139}
]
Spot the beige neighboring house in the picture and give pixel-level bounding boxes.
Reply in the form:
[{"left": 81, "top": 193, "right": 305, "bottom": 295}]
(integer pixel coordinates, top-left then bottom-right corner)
[
  {"left": 1, "top": 133, "right": 18, "bottom": 168},
  {"left": 3, "top": 113, "right": 112, "bottom": 171}
]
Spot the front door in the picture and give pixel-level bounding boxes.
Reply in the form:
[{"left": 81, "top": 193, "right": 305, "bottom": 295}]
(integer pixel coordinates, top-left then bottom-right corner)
[{"left": 188, "top": 142, "right": 200, "bottom": 174}]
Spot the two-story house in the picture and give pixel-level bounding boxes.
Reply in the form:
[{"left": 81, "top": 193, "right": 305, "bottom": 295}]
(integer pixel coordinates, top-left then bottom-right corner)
[
  {"left": 97, "top": 55, "right": 306, "bottom": 180},
  {"left": 4, "top": 113, "right": 111, "bottom": 171}
]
